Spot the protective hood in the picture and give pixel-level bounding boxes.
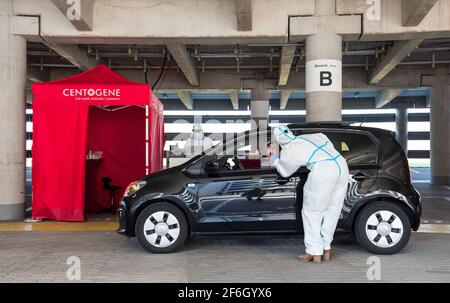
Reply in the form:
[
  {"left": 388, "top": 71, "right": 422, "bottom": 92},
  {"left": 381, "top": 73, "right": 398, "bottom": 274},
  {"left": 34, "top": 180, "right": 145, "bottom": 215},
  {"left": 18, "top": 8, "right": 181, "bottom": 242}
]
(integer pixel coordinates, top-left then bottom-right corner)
[{"left": 273, "top": 125, "right": 295, "bottom": 147}]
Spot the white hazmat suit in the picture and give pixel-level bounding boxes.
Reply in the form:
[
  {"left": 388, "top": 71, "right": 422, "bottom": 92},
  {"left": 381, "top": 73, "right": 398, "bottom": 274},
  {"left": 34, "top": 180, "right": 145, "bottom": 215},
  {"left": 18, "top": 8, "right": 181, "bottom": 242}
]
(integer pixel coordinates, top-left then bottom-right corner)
[{"left": 271, "top": 125, "right": 349, "bottom": 256}]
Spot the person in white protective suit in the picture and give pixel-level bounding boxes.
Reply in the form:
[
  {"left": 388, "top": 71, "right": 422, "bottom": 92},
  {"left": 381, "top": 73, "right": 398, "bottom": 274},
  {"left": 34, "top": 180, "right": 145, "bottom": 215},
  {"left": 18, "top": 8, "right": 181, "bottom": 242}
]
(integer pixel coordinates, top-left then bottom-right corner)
[
  {"left": 268, "top": 125, "right": 349, "bottom": 263},
  {"left": 184, "top": 124, "right": 214, "bottom": 157}
]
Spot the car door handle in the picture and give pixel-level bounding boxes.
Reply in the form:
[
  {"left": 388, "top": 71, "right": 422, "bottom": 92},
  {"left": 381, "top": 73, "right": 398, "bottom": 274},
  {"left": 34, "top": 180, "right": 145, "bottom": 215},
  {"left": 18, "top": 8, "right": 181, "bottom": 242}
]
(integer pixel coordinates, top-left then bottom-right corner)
[
  {"left": 353, "top": 173, "right": 368, "bottom": 181},
  {"left": 241, "top": 188, "right": 267, "bottom": 201},
  {"left": 274, "top": 177, "right": 289, "bottom": 185}
]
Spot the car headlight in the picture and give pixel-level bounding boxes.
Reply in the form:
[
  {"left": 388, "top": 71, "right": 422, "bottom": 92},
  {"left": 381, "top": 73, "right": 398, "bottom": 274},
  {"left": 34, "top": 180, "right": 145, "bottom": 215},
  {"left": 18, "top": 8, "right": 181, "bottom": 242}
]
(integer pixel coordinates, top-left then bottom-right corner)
[{"left": 124, "top": 180, "right": 147, "bottom": 197}]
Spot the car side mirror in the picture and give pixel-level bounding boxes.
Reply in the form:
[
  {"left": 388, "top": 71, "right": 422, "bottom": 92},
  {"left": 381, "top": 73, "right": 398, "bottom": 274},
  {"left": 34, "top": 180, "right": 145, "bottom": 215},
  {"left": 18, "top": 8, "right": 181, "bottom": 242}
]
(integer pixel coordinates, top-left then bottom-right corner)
[{"left": 205, "top": 160, "right": 220, "bottom": 174}]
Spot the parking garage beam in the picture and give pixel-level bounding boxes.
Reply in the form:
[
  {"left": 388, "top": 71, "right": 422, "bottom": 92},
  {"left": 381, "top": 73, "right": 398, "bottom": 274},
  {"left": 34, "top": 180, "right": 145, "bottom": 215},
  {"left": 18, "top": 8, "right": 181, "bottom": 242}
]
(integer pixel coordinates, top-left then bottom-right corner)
[
  {"left": 167, "top": 44, "right": 199, "bottom": 87},
  {"left": 369, "top": 40, "right": 422, "bottom": 85},
  {"left": 402, "top": 0, "right": 438, "bottom": 27},
  {"left": 51, "top": 0, "right": 94, "bottom": 31},
  {"left": 0, "top": 1, "right": 26, "bottom": 221}
]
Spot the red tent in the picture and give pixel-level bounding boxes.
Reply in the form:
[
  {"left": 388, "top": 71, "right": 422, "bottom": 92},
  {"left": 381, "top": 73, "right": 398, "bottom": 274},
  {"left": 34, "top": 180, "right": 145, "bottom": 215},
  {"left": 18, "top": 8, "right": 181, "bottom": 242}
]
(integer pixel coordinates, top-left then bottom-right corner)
[{"left": 31, "top": 64, "right": 164, "bottom": 221}]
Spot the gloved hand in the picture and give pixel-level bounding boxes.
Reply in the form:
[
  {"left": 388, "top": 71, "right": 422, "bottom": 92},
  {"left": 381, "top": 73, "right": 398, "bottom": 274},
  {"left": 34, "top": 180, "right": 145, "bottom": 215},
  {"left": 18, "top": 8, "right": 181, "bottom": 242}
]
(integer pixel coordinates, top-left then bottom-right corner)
[{"left": 271, "top": 155, "right": 280, "bottom": 162}]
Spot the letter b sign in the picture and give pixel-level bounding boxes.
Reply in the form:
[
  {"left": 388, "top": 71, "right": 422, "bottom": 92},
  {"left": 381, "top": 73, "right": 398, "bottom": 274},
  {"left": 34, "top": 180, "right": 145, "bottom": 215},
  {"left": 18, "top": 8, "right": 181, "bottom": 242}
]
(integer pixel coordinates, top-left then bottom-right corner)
[
  {"left": 306, "top": 59, "right": 342, "bottom": 93},
  {"left": 320, "top": 71, "right": 332, "bottom": 86}
]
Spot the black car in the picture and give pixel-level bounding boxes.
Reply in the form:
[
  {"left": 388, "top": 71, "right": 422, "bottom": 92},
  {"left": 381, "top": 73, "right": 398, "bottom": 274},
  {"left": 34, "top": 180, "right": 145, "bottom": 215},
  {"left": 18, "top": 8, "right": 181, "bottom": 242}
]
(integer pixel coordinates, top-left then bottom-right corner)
[{"left": 118, "top": 123, "right": 421, "bottom": 255}]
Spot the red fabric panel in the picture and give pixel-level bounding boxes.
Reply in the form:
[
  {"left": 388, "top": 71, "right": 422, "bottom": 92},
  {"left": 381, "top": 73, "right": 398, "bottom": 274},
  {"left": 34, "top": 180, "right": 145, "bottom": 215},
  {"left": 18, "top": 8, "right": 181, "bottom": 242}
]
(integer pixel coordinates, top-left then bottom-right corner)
[
  {"left": 32, "top": 104, "right": 89, "bottom": 221},
  {"left": 84, "top": 159, "right": 104, "bottom": 213},
  {"left": 47, "top": 64, "right": 138, "bottom": 85},
  {"left": 240, "top": 159, "right": 261, "bottom": 170},
  {"left": 32, "top": 65, "right": 150, "bottom": 106},
  {"left": 85, "top": 106, "right": 146, "bottom": 211},
  {"left": 32, "top": 84, "right": 149, "bottom": 106}
]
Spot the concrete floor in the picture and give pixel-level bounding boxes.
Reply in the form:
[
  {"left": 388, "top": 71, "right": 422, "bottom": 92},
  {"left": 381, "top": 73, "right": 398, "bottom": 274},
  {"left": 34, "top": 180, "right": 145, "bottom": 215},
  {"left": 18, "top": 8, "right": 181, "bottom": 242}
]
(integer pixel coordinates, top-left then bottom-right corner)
[
  {"left": 1, "top": 168, "right": 449, "bottom": 283},
  {"left": 410, "top": 167, "right": 431, "bottom": 182},
  {"left": 417, "top": 183, "right": 450, "bottom": 225},
  {"left": 0, "top": 230, "right": 449, "bottom": 283}
]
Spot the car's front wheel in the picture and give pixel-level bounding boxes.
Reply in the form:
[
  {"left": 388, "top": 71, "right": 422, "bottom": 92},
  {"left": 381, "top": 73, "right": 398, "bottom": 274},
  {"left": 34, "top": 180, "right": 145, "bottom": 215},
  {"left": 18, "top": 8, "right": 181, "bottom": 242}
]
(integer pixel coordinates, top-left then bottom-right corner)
[
  {"left": 355, "top": 201, "right": 411, "bottom": 254},
  {"left": 135, "top": 202, "right": 188, "bottom": 253}
]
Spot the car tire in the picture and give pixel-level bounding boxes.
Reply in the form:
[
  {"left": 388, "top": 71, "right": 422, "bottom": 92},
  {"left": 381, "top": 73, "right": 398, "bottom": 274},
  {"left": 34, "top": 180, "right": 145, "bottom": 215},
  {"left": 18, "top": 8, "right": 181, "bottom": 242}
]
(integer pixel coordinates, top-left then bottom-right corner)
[
  {"left": 355, "top": 201, "right": 411, "bottom": 255},
  {"left": 135, "top": 202, "right": 188, "bottom": 253}
]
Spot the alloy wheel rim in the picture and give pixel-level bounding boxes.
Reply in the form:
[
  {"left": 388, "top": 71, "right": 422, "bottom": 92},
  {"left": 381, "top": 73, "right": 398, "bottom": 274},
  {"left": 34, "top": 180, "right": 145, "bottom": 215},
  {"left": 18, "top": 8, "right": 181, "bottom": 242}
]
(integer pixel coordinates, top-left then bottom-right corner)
[
  {"left": 365, "top": 210, "right": 404, "bottom": 248},
  {"left": 143, "top": 211, "right": 180, "bottom": 248}
]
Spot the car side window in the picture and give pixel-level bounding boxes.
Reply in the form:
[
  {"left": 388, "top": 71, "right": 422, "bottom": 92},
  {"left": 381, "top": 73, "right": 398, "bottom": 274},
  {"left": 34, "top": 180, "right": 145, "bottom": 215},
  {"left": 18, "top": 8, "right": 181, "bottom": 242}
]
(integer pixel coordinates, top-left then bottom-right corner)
[
  {"left": 184, "top": 156, "right": 205, "bottom": 176},
  {"left": 327, "top": 132, "right": 377, "bottom": 165},
  {"left": 292, "top": 129, "right": 378, "bottom": 165},
  {"left": 186, "top": 132, "right": 273, "bottom": 176}
]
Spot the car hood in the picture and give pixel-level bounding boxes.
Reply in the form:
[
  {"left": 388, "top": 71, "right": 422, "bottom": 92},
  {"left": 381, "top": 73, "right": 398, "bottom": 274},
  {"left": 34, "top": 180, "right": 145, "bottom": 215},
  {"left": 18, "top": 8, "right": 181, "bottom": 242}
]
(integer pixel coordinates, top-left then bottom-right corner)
[
  {"left": 143, "top": 166, "right": 181, "bottom": 181},
  {"left": 142, "top": 155, "right": 201, "bottom": 181}
]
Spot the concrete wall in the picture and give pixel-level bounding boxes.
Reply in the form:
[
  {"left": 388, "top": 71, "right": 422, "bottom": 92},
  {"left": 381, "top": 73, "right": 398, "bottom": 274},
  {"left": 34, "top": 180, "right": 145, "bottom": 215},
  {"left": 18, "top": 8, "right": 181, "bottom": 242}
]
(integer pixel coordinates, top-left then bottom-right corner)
[
  {"left": 14, "top": 0, "right": 315, "bottom": 43},
  {"left": 12, "top": 0, "right": 450, "bottom": 43}
]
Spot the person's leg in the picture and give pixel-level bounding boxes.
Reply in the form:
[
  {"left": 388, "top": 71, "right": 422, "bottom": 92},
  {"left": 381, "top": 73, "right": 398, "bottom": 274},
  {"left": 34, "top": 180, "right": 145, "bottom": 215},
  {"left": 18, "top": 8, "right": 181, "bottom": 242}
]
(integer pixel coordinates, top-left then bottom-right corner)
[
  {"left": 321, "top": 167, "right": 349, "bottom": 251},
  {"left": 302, "top": 165, "right": 336, "bottom": 256}
]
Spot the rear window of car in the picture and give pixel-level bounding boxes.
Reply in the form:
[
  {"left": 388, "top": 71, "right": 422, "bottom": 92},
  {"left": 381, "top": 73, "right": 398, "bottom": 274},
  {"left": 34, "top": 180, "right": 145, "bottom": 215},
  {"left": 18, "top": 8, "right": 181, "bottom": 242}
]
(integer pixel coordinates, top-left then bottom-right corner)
[{"left": 292, "top": 129, "right": 378, "bottom": 166}]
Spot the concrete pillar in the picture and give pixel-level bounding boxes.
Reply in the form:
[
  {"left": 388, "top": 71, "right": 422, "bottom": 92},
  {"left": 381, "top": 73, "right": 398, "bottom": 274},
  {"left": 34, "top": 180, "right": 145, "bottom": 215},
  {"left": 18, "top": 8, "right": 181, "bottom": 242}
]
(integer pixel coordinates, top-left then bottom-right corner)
[
  {"left": 395, "top": 107, "right": 408, "bottom": 154},
  {"left": 250, "top": 87, "right": 269, "bottom": 129},
  {"left": 305, "top": 33, "right": 342, "bottom": 122},
  {"left": 0, "top": 0, "right": 26, "bottom": 220},
  {"left": 250, "top": 84, "right": 269, "bottom": 154},
  {"left": 315, "top": 0, "right": 335, "bottom": 16},
  {"left": 430, "top": 85, "right": 450, "bottom": 185}
]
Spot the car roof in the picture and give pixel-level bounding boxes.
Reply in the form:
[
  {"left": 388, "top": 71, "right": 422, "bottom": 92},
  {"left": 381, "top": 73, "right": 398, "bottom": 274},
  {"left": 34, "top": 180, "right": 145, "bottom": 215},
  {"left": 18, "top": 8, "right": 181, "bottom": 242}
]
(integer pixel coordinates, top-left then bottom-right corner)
[
  {"left": 233, "top": 122, "right": 394, "bottom": 142},
  {"left": 286, "top": 122, "right": 394, "bottom": 138},
  {"left": 205, "top": 122, "right": 393, "bottom": 156}
]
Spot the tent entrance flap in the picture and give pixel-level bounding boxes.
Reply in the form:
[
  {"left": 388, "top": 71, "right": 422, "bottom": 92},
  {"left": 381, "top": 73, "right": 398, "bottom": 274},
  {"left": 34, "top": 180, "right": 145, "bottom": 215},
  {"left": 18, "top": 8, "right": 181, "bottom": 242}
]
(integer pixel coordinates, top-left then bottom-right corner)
[
  {"left": 31, "top": 104, "right": 89, "bottom": 221},
  {"left": 31, "top": 64, "right": 164, "bottom": 221},
  {"left": 85, "top": 106, "right": 146, "bottom": 213}
]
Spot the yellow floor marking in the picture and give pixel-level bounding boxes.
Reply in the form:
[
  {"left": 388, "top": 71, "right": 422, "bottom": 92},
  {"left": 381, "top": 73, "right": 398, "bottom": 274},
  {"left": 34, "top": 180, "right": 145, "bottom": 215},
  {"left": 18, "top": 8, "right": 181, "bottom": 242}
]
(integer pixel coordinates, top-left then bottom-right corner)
[
  {"left": 417, "top": 224, "right": 450, "bottom": 234},
  {"left": 0, "top": 220, "right": 117, "bottom": 232},
  {"left": 0, "top": 221, "right": 449, "bottom": 234}
]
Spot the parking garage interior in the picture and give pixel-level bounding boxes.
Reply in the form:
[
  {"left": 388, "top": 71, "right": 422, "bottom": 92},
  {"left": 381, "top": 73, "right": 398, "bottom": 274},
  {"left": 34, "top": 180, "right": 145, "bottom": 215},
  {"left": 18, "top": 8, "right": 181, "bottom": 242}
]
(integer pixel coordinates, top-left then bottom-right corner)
[{"left": 1, "top": 0, "right": 450, "bottom": 282}]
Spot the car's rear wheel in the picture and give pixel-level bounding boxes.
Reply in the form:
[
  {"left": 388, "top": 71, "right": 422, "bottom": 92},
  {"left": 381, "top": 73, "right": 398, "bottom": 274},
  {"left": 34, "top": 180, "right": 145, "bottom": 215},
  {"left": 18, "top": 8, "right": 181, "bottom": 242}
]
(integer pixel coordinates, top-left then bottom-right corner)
[
  {"left": 355, "top": 201, "right": 411, "bottom": 254},
  {"left": 135, "top": 202, "right": 188, "bottom": 253}
]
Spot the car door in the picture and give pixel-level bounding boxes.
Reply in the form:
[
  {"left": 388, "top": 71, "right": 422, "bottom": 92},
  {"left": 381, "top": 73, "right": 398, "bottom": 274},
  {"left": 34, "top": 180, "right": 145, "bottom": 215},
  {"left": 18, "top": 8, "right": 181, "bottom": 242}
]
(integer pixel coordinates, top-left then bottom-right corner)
[
  {"left": 195, "top": 165, "right": 298, "bottom": 233},
  {"left": 191, "top": 133, "right": 298, "bottom": 233},
  {"left": 291, "top": 128, "right": 380, "bottom": 230}
]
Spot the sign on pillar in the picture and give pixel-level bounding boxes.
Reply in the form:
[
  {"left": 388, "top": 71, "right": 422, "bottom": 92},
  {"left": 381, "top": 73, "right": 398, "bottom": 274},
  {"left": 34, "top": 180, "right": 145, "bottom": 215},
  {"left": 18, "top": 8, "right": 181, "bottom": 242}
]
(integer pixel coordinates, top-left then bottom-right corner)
[{"left": 305, "top": 59, "right": 342, "bottom": 93}]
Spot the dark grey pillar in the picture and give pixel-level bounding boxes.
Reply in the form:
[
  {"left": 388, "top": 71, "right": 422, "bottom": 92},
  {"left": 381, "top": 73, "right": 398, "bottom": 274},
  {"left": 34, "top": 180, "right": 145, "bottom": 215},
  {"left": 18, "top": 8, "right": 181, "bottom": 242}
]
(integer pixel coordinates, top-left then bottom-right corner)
[
  {"left": 395, "top": 107, "right": 408, "bottom": 154},
  {"left": 430, "top": 85, "right": 450, "bottom": 185}
]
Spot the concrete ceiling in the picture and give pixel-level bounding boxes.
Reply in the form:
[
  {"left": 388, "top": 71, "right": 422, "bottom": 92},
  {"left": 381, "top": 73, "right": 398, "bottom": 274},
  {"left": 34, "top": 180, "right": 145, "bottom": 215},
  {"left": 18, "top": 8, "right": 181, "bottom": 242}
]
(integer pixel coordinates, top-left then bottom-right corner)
[
  {"left": 27, "top": 39, "right": 450, "bottom": 72},
  {"left": 26, "top": 39, "right": 443, "bottom": 109}
]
